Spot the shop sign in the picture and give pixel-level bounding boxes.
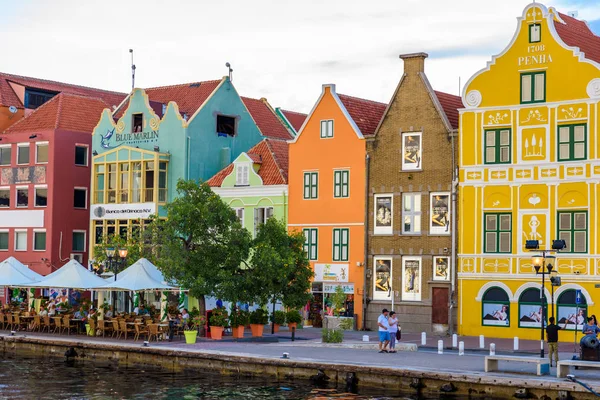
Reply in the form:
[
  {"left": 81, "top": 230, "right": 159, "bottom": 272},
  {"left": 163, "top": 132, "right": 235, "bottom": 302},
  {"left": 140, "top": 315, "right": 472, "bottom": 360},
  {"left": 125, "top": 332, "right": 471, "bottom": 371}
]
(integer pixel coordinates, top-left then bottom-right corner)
[
  {"left": 314, "top": 263, "right": 349, "bottom": 282},
  {"left": 323, "top": 283, "right": 354, "bottom": 294},
  {"left": 90, "top": 203, "right": 156, "bottom": 220}
]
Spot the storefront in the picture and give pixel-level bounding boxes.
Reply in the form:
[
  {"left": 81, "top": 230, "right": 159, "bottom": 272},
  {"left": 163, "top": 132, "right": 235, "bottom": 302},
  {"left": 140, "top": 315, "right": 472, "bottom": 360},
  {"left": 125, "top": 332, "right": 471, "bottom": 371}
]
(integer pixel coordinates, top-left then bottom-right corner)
[{"left": 307, "top": 263, "right": 355, "bottom": 327}]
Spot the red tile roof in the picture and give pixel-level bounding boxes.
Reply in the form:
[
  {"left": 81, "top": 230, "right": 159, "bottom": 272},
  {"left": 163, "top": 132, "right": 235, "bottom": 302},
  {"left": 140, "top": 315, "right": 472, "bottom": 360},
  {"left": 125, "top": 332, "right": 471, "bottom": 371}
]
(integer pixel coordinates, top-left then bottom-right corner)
[
  {"left": 280, "top": 109, "right": 307, "bottom": 132},
  {"left": 144, "top": 80, "right": 222, "bottom": 117},
  {"left": 3, "top": 93, "right": 108, "bottom": 133},
  {"left": 241, "top": 97, "right": 293, "bottom": 140},
  {"left": 554, "top": 12, "right": 600, "bottom": 64},
  {"left": 0, "top": 72, "right": 125, "bottom": 109},
  {"left": 337, "top": 94, "right": 387, "bottom": 136},
  {"left": 207, "top": 138, "right": 289, "bottom": 187},
  {"left": 434, "top": 90, "right": 462, "bottom": 130}
]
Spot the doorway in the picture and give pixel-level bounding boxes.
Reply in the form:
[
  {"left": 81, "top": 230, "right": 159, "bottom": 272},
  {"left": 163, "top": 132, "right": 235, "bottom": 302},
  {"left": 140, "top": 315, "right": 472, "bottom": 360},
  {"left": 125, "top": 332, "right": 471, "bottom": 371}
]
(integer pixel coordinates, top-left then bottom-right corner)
[{"left": 432, "top": 287, "right": 449, "bottom": 324}]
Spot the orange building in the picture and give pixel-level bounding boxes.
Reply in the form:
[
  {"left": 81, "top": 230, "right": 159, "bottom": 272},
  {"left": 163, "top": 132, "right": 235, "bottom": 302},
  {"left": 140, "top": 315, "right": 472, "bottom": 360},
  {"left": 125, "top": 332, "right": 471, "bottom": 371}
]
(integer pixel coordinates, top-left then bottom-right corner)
[{"left": 288, "top": 84, "right": 386, "bottom": 329}]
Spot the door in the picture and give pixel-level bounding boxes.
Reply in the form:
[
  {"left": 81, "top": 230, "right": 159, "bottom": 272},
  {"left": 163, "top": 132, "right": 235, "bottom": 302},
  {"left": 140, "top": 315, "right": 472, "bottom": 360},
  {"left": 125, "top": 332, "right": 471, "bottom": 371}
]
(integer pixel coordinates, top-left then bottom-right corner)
[{"left": 432, "top": 287, "right": 449, "bottom": 324}]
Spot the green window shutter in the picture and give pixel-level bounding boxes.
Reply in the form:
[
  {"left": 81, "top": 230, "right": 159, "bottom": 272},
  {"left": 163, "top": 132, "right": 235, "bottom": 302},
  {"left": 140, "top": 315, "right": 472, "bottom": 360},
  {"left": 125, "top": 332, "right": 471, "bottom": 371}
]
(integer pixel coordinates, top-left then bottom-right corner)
[
  {"left": 341, "top": 228, "right": 349, "bottom": 261},
  {"left": 334, "top": 171, "right": 341, "bottom": 198},
  {"left": 484, "top": 129, "right": 511, "bottom": 164},
  {"left": 521, "top": 71, "right": 545, "bottom": 104},
  {"left": 342, "top": 171, "right": 349, "bottom": 197},
  {"left": 529, "top": 23, "right": 541, "bottom": 43},
  {"left": 558, "top": 124, "right": 587, "bottom": 161},
  {"left": 557, "top": 211, "right": 587, "bottom": 253},
  {"left": 311, "top": 173, "right": 318, "bottom": 199},
  {"left": 0, "top": 232, "right": 8, "bottom": 250},
  {"left": 34, "top": 232, "right": 46, "bottom": 251},
  {"left": 303, "top": 228, "right": 310, "bottom": 255},
  {"left": 484, "top": 213, "right": 512, "bottom": 253},
  {"left": 311, "top": 229, "right": 318, "bottom": 260},
  {"left": 333, "top": 229, "right": 340, "bottom": 261},
  {"left": 303, "top": 173, "right": 310, "bottom": 199}
]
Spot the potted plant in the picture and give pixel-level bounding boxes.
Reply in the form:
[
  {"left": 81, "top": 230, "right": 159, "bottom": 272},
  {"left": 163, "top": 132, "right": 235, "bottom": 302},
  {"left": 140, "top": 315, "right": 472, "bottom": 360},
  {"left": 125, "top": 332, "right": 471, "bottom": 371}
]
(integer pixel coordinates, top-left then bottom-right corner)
[
  {"left": 209, "top": 307, "right": 228, "bottom": 340},
  {"left": 184, "top": 315, "right": 205, "bottom": 344},
  {"left": 270, "top": 310, "right": 286, "bottom": 333},
  {"left": 229, "top": 309, "right": 249, "bottom": 339},
  {"left": 249, "top": 308, "right": 268, "bottom": 337},
  {"left": 286, "top": 310, "right": 302, "bottom": 330}
]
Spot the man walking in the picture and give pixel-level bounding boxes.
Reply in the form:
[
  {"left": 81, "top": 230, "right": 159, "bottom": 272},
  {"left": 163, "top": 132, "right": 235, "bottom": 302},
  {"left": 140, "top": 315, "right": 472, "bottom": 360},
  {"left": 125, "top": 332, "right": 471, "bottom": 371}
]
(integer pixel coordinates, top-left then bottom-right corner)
[
  {"left": 377, "top": 308, "right": 390, "bottom": 353},
  {"left": 546, "top": 317, "right": 565, "bottom": 367}
]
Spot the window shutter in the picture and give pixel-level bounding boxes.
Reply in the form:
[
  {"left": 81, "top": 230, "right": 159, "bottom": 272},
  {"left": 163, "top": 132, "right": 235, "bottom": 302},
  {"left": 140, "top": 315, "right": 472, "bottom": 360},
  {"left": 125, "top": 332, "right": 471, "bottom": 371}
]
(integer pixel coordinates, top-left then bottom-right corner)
[
  {"left": 341, "top": 229, "right": 348, "bottom": 261},
  {"left": 534, "top": 73, "right": 545, "bottom": 101},
  {"left": 521, "top": 75, "right": 532, "bottom": 102},
  {"left": 311, "top": 229, "right": 318, "bottom": 260},
  {"left": 266, "top": 207, "right": 273, "bottom": 220},
  {"left": 333, "top": 229, "right": 340, "bottom": 260},
  {"left": 303, "top": 229, "right": 310, "bottom": 255},
  {"left": 327, "top": 120, "right": 333, "bottom": 137},
  {"left": 311, "top": 173, "right": 318, "bottom": 198},
  {"left": 342, "top": 171, "right": 349, "bottom": 197},
  {"left": 334, "top": 171, "right": 340, "bottom": 197},
  {"left": 253, "top": 208, "right": 260, "bottom": 235},
  {"left": 304, "top": 173, "right": 310, "bottom": 198}
]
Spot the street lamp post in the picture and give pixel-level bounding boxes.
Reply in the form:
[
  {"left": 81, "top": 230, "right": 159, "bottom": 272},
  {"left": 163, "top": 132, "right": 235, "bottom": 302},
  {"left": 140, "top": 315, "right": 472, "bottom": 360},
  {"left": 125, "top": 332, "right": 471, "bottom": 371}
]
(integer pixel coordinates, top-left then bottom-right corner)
[
  {"left": 526, "top": 239, "right": 565, "bottom": 359},
  {"left": 105, "top": 247, "right": 128, "bottom": 311}
]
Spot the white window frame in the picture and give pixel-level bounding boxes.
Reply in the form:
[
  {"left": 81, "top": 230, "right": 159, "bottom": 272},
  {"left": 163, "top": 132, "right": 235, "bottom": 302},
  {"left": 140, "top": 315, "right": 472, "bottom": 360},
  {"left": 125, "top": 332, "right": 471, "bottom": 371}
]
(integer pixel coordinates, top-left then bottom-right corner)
[
  {"left": 33, "top": 229, "right": 46, "bottom": 252},
  {"left": 72, "top": 230, "right": 86, "bottom": 252},
  {"left": 429, "top": 192, "right": 451, "bottom": 236},
  {"left": 17, "top": 143, "right": 30, "bottom": 165},
  {"left": 373, "top": 194, "right": 393, "bottom": 235},
  {"left": 529, "top": 23, "right": 541, "bottom": 43},
  {"left": 402, "top": 193, "right": 421, "bottom": 234},
  {"left": 15, "top": 230, "right": 27, "bottom": 251},
  {"left": 0, "top": 229, "right": 9, "bottom": 251},
  {"left": 373, "top": 256, "right": 392, "bottom": 301},
  {"left": 74, "top": 187, "right": 88, "bottom": 209},
  {"left": 234, "top": 208, "right": 244, "bottom": 225},
  {"left": 401, "top": 256, "right": 422, "bottom": 301},
  {"left": 235, "top": 163, "right": 250, "bottom": 186},
  {"left": 401, "top": 132, "right": 422, "bottom": 171},
  {"left": 433, "top": 256, "right": 450, "bottom": 281},
  {"left": 16, "top": 186, "right": 28, "bottom": 208},
  {"left": 0, "top": 186, "right": 10, "bottom": 208},
  {"left": 70, "top": 253, "right": 84, "bottom": 263},
  {"left": 34, "top": 185, "right": 48, "bottom": 208},
  {"left": 253, "top": 207, "right": 274, "bottom": 236},
  {"left": 75, "top": 144, "right": 89, "bottom": 167},
  {"left": 0, "top": 144, "right": 12, "bottom": 166},
  {"left": 35, "top": 141, "right": 49, "bottom": 164},
  {"left": 320, "top": 120, "right": 334, "bottom": 138}
]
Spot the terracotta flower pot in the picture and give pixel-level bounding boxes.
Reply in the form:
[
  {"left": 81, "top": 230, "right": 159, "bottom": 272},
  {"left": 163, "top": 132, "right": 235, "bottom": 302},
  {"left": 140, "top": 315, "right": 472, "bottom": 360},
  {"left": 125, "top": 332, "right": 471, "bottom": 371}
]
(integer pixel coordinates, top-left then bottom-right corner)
[
  {"left": 250, "top": 324, "right": 264, "bottom": 337},
  {"left": 232, "top": 325, "right": 245, "bottom": 339},
  {"left": 273, "top": 323, "right": 280, "bottom": 333},
  {"left": 210, "top": 326, "right": 224, "bottom": 340},
  {"left": 288, "top": 322, "right": 297, "bottom": 330}
]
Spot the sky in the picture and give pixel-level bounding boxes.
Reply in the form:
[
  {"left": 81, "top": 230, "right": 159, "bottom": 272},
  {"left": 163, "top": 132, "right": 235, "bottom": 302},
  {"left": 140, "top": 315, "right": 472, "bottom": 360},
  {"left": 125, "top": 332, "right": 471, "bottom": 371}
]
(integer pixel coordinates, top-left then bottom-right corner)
[{"left": 1, "top": 0, "right": 599, "bottom": 113}]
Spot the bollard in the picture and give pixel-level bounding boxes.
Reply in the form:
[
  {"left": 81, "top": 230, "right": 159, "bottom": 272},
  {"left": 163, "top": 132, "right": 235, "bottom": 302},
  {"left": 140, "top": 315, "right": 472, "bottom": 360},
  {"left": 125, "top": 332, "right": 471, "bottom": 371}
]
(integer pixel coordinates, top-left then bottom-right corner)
[
  {"left": 479, "top": 335, "right": 485, "bottom": 349},
  {"left": 452, "top": 333, "right": 458, "bottom": 348},
  {"left": 291, "top": 327, "right": 296, "bottom": 342},
  {"left": 362, "top": 335, "right": 369, "bottom": 342},
  {"left": 490, "top": 343, "right": 496, "bottom": 356},
  {"left": 459, "top": 341, "right": 465, "bottom": 356},
  {"left": 438, "top": 340, "right": 444, "bottom": 354},
  {"left": 421, "top": 332, "right": 426, "bottom": 346},
  {"left": 514, "top": 337, "right": 519, "bottom": 351}
]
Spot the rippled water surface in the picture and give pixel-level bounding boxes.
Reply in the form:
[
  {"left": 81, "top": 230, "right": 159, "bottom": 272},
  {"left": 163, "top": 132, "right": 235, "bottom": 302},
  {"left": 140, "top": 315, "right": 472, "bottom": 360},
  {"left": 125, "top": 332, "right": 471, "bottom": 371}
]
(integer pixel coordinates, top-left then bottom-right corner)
[{"left": 0, "top": 353, "right": 433, "bottom": 399}]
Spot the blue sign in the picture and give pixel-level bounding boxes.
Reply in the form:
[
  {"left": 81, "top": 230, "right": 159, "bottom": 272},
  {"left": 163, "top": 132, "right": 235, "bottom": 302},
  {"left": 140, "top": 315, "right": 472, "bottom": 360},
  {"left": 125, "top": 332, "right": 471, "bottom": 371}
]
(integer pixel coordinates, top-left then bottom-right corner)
[{"left": 575, "top": 289, "right": 582, "bottom": 304}]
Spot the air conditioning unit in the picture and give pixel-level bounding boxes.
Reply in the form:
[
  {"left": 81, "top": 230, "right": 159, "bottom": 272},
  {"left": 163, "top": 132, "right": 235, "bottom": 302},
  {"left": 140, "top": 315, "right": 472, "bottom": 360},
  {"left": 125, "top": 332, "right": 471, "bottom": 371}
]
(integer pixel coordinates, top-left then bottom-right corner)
[{"left": 70, "top": 253, "right": 83, "bottom": 263}]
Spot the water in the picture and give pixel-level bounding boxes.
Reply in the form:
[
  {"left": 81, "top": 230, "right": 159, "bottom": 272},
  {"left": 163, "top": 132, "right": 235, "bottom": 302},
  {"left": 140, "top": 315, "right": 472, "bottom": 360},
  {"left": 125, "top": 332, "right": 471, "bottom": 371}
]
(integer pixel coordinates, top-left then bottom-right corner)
[{"left": 0, "top": 353, "right": 427, "bottom": 399}]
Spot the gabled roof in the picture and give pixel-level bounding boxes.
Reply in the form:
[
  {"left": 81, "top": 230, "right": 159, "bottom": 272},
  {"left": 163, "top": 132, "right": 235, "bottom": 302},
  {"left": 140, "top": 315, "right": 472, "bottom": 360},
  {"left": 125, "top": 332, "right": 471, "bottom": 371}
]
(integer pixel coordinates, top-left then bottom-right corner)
[
  {"left": 280, "top": 109, "right": 307, "bottom": 132},
  {"left": 554, "top": 12, "right": 600, "bottom": 64},
  {"left": 0, "top": 71, "right": 125, "bottom": 109},
  {"left": 337, "top": 94, "right": 387, "bottom": 136},
  {"left": 207, "top": 138, "right": 289, "bottom": 187},
  {"left": 145, "top": 80, "right": 222, "bottom": 117},
  {"left": 433, "top": 90, "right": 462, "bottom": 130},
  {"left": 241, "top": 97, "right": 293, "bottom": 140},
  {"left": 3, "top": 93, "right": 109, "bottom": 134}
]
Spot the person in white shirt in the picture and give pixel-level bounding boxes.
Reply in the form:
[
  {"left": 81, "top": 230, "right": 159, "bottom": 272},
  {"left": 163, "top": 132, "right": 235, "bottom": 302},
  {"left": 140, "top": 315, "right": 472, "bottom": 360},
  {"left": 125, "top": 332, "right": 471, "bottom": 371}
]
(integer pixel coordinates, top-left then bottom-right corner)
[
  {"left": 377, "top": 308, "right": 390, "bottom": 353},
  {"left": 39, "top": 306, "right": 49, "bottom": 317},
  {"left": 388, "top": 311, "right": 399, "bottom": 353}
]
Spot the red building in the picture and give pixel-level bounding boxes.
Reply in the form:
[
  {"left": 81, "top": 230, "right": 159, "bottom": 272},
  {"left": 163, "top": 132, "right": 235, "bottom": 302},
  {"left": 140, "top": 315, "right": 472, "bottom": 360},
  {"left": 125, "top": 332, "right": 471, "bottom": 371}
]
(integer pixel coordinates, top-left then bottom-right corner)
[{"left": 0, "top": 93, "right": 114, "bottom": 275}]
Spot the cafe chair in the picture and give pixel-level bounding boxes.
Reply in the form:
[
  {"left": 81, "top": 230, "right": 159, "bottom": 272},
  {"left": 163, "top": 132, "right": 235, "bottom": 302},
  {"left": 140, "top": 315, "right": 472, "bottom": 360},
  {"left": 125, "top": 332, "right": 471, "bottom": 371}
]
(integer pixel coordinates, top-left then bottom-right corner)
[
  {"left": 134, "top": 323, "right": 148, "bottom": 341},
  {"left": 119, "top": 320, "right": 135, "bottom": 340}
]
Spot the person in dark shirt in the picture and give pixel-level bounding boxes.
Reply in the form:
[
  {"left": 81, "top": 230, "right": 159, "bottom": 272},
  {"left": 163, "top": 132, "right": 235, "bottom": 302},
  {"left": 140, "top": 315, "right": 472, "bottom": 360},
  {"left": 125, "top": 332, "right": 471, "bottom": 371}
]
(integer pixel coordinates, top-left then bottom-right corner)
[{"left": 546, "top": 317, "right": 567, "bottom": 366}]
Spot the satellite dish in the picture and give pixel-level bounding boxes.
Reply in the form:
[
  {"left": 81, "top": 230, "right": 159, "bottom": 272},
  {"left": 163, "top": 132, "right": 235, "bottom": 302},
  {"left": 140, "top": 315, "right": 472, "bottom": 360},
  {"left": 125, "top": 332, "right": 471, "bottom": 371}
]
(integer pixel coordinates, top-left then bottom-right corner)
[{"left": 8, "top": 106, "right": 17, "bottom": 114}]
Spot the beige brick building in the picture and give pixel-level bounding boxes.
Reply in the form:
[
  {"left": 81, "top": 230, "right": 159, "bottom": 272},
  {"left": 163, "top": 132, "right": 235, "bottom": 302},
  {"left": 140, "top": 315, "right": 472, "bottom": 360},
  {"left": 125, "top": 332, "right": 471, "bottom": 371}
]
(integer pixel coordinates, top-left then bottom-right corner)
[{"left": 365, "top": 53, "right": 462, "bottom": 333}]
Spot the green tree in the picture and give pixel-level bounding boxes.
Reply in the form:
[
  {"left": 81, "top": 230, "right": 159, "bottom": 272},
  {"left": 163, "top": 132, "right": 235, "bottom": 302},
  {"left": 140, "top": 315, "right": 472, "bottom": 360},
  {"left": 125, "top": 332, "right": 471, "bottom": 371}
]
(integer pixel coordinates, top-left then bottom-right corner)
[
  {"left": 93, "top": 222, "right": 155, "bottom": 271},
  {"left": 149, "top": 179, "right": 253, "bottom": 314},
  {"left": 248, "top": 218, "right": 313, "bottom": 310}
]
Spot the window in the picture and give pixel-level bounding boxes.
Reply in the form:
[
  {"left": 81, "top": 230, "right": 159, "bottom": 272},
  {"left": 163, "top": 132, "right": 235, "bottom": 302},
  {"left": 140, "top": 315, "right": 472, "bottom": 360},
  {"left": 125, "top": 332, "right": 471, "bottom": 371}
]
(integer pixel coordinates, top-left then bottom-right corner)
[
  {"left": 402, "top": 257, "right": 422, "bottom": 301},
  {"left": 119, "top": 163, "right": 129, "bottom": 202},
  {"left": 158, "top": 162, "right": 167, "bottom": 202},
  {"left": 333, "top": 170, "right": 349, "bottom": 198},
  {"left": 36, "top": 142, "right": 48, "bottom": 163},
  {"left": 132, "top": 113, "right": 143, "bottom": 133},
  {"left": 557, "top": 290, "right": 587, "bottom": 331},
  {"left": 16, "top": 187, "right": 28, "bottom": 208},
  {"left": 484, "top": 213, "right": 512, "bottom": 253},
  {"left": 144, "top": 161, "right": 154, "bottom": 202},
  {"left": 15, "top": 231, "right": 27, "bottom": 251},
  {"left": 95, "top": 160, "right": 167, "bottom": 204},
  {"left": 482, "top": 287, "right": 510, "bottom": 327},
  {"left": 17, "top": 144, "right": 29, "bottom": 165},
  {"left": 0, "top": 145, "right": 11, "bottom": 165},
  {"left": 521, "top": 71, "right": 545, "bottom": 103},
  {"left": 0, "top": 188, "right": 9, "bottom": 207},
  {"left": 558, "top": 211, "right": 587, "bottom": 253},
  {"left": 529, "top": 23, "right": 541, "bottom": 43},
  {"left": 72, "top": 231, "right": 86, "bottom": 252},
  {"left": 33, "top": 231, "right": 46, "bottom": 251},
  {"left": 484, "top": 129, "right": 511, "bottom": 164},
  {"left": 402, "top": 194, "right": 421, "bottom": 234},
  {"left": 236, "top": 164, "right": 249, "bottom": 186},
  {"left": 320, "top": 120, "right": 333, "bottom": 138},
  {"left": 234, "top": 208, "right": 244, "bottom": 224},
  {"left": 332, "top": 228, "right": 349, "bottom": 261},
  {"left": 74, "top": 188, "right": 87, "bottom": 209},
  {"left": 303, "top": 228, "right": 318, "bottom": 260},
  {"left": 518, "top": 288, "right": 547, "bottom": 328},
  {"left": 254, "top": 207, "right": 273, "bottom": 236},
  {"left": 558, "top": 124, "right": 586, "bottom": 161},
  {"left": 216, "top": 115, "right": 236, "bottom": 137},
  {"left": 70, "top": 253, "right": 84, "bottom": 263},
  {"left": 35, "top": 187, "right": 47, "bottom": 207},
  {"left": 430, "top": 193, "right": 450, "bottom": 235},
  {"left": 373, "top": 257, "right": 392, "bottom": 300},
  {"left": 402, "top": 132, "right": 422, "bottom": 170},
  {"left": 0, "top": 231, "right": 8, "bottom": 251},
  {"left": 24, "top": 89, "right": 56, "bottom": 109},
  {"left": 303, "top": 172, "right": 318, "bottom": 199},
  {"left": 374, "top": 194, "right": 393, "bottom": 235},
  {"left": 75, "top": 146, "right": 88, "bottom": 166}
]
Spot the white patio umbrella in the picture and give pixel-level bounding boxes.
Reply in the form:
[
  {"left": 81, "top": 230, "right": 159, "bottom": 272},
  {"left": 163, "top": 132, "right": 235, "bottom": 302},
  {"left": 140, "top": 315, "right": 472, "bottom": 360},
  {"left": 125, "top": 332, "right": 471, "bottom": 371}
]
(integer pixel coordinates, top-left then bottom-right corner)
[
  {"left": 21, "top": 259, "right": 107, "bottom": 290},
  {"left": 0, "top": 257, "right": 43, "bottom": 286},
  {"left": 94, "top": 258, "right": 177, "bottom": 291}
]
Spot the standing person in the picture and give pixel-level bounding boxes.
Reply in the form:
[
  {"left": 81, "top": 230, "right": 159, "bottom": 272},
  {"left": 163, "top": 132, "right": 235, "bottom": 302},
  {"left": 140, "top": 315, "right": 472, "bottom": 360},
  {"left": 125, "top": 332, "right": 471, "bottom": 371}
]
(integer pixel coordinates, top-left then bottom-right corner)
[
  {"left": 388, "top": 311, "right": 399, "bottom": 353},
  {"left": 546, "top": 316, "right": 567, "bottom": 367},
  {"left": 377, "top": 308, "right": 390, "bottom": 353}
]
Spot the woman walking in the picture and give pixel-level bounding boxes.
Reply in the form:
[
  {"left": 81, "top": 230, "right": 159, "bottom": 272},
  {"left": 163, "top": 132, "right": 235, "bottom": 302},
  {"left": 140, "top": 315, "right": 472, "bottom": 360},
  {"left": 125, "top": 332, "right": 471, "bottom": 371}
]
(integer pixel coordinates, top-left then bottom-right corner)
[{"left": 388, "top": 311, "right": 399, "bottom": 353}]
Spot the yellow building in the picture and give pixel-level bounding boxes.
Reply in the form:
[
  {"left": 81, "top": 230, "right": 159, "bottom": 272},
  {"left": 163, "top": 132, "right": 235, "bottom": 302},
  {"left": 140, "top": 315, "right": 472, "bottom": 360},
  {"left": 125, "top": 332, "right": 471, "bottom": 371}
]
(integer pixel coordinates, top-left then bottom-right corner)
[{"left": 458, "top": 3, "right": 600, "bottom": 341}]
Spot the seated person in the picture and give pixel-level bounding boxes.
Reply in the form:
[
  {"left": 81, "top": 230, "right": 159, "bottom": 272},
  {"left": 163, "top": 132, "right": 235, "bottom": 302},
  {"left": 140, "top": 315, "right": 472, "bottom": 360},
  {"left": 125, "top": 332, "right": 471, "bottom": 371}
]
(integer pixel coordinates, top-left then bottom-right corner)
[
  {"left": 38, "top": 306, "right": 49, "bottom": 317},
  {"left": 48, "top": 305, "right": 56, "bottom": 316},
  {"left": 73, "top": 307, "right": 85, "bottom": 320},
  {"left": 582, "top": 317, "right": 600, "bottom": 337},
  {"left": 181, "top": 308, "right": 190, "bottom": 325},
  {"left": 105, "top": 306, "right": 114, "bottom": 319}
]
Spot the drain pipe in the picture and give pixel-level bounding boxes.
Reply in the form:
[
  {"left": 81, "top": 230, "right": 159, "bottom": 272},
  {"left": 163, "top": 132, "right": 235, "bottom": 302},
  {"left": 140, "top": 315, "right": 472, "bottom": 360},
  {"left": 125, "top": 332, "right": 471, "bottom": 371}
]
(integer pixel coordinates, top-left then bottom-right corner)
[
  {"left": 362, "top": 153, "right": 370, "bottom": 331},
  {"left": 448, "top": 133, "right": 458, "bottom": 336}
]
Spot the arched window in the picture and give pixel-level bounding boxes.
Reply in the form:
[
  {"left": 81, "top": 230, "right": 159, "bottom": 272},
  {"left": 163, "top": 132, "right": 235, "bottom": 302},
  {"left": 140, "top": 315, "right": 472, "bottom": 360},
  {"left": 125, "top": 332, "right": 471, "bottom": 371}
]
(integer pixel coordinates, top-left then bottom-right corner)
[
  {"left": 557, "top": 289, "right": 587, "bottom": 331},
  {"left": 518, "top": 288, "right": 547, "bottom": 328},
  {"left": 482, "top": 287, "right": 510, "bottom": 327}
]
